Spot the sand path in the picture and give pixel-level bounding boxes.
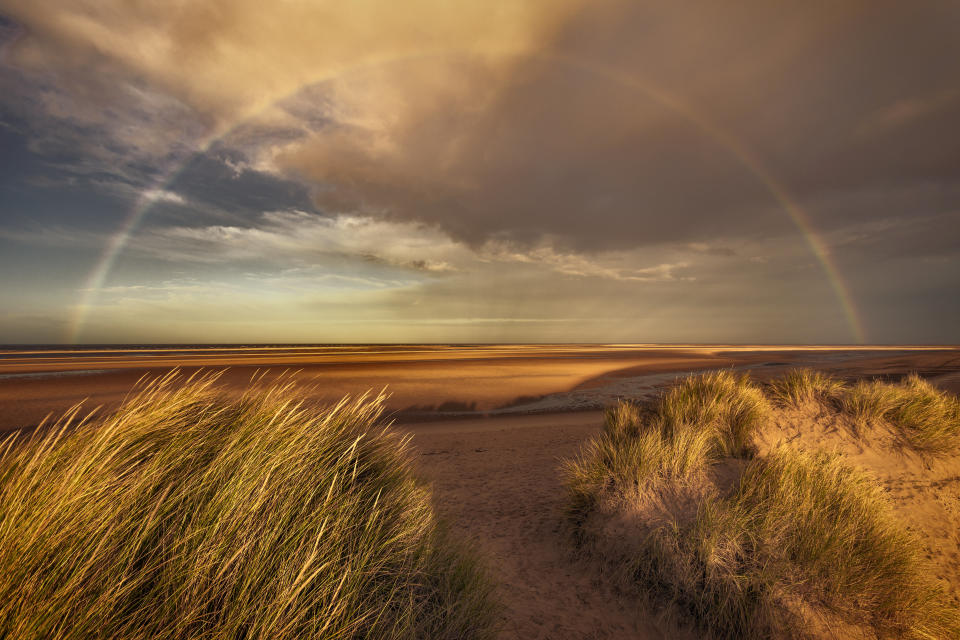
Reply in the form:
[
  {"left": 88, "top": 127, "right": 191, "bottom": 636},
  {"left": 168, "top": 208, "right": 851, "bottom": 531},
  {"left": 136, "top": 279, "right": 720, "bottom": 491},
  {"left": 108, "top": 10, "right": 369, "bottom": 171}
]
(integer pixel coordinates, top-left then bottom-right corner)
[
  {"left": 405, "top": 413, "right": 674, "bottom": 640},
  {"left": 406, "top": 388, "right": 960, "bottom": 638}
]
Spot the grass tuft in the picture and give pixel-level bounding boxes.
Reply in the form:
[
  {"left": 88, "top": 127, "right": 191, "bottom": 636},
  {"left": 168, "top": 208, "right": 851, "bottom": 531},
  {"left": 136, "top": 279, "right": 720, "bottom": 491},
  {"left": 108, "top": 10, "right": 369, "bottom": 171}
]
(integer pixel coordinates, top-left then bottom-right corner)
[
  {"left": 565, "top": 370, "right": 764, "bottom": 525},
  {"left": 565, "top": 370, "right": 960, "bottom": 639},
  {"left": 714, "top": 448, "right": 957, "bottom": 639},
  {"left": 564, "top": 417, "right": 714, "bottom": 527},
  {"left": 655, "top": 370, "right": 770, "bottom": 458},
  {"left": 767, "top": 368, "right": 846, "bottom": 408},
  {"left": 0, "top": 371, "right": 497, "bottom": 640},
  {"left": 837, "top": 374, "right": 960, "bottom": 455}
]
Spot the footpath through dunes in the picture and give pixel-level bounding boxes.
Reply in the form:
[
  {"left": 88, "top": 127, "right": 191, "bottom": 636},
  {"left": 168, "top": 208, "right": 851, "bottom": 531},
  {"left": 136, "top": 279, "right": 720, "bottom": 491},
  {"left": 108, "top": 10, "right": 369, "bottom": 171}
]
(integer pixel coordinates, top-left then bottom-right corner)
[
  {"left": 404, "top": 413, "right": 686, "bottom": 640},
  {"left": 405, "top": 366, "right": 960, "bottom": 640}
]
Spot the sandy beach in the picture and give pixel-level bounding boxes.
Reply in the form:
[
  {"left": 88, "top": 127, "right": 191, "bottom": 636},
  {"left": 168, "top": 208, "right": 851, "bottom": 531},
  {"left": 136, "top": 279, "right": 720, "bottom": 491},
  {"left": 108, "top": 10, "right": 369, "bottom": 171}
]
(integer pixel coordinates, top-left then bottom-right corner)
[
  {"left": 3, "top": 344, "right": 959, "bottom": 433},
  {"left": 2, "top": 344, "right": 959, "bottom": 638}
]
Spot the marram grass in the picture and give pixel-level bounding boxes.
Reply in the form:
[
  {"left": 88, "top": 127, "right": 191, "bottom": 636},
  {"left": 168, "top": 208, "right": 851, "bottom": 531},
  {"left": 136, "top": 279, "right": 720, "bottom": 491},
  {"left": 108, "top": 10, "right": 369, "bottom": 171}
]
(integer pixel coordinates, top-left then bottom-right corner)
[
  {"left": 654, "top": 369, "right": 770, "bottom": 458},
  {"left": 565, "top": 370, "right": 960, "bottom": 639},
  {"left": 0, "top": 371, "right": 497, "bottom": 640},
  {"left": 767, "top": 368, "right": 846, "bottom": 408},
  {"left": 565, "top": 371, "right": 768, "bottom": 526},
  {"left": 767, "top": 368, "right": 960, "bottom": 456},
  {"left": 838, "top": 374, "right": 960, "bottom": 455}
]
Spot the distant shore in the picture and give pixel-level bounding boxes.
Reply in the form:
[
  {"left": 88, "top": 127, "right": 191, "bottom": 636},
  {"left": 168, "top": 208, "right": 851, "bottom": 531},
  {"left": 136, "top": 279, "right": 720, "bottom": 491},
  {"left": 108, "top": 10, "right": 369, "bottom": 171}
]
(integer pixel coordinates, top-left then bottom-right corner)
[{"left": 1, "top": 344, "right": 958, "bottom": 433}]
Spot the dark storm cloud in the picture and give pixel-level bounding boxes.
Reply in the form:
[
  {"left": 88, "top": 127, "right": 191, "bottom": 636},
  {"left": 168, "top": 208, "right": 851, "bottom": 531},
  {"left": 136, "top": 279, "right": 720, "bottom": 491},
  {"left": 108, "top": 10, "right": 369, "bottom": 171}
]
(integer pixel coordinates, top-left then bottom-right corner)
[
  {"left": 4, "top": 0, "right": 956, "bottom": 251},
  {"left": 278, "top": 0, "right": 960, "bottom": 252},
  {"left": 0, "top": 121, "right": 138, "bottom": 232},
  {"left": 0, "top": 109, "right": 319, "bottom": 238}
]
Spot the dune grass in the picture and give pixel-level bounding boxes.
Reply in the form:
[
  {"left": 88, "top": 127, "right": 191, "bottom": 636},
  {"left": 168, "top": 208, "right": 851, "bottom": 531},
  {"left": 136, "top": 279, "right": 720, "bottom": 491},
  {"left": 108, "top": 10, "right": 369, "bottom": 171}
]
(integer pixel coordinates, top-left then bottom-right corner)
[
  {"left": 767, "top": 368, "right": 846, "bottom": 408},
  {"left": 0, "top": 371, "right": 497, "bottom": 640},
  {"left": 564, "top": 408, "right": 715, "bottom": 526},
  {"left": 765, "top": 368, "right": 960, "bottom": 456},
  {"left": 655, "top": 370, "right": 770, "bottom": 458},
  {"left": 565, "top": 371, "right": 767, "bottom": 525},
  {"left": 764, "top": 367, "right": 960, "bottom": 455},
  {"left": 564, "top": 370, "right": 960, "bottom": 639},
  {"left": 658, "top": 448, "right": 959, "bottom": 639},
  {"left": 837, "top": 375, "right": 960, "bottom": 455}
]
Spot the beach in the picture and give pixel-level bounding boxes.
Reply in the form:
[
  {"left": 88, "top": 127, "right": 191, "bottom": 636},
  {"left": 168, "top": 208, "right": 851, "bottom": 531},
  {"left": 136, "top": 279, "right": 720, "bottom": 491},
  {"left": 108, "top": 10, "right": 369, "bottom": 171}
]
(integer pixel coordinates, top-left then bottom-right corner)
[
  {"left": 2, "top": 344, "right": 959, "bottom": 638},
  {"left": 3, "top": 344, "right": 959, "bottom": 433}
]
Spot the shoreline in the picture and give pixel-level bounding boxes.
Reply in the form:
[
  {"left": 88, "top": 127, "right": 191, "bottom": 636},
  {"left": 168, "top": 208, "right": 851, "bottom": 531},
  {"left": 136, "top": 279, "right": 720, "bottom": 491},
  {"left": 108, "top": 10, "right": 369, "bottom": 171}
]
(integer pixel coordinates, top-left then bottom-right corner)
[{"left": 2, "top": 345, "right": 959, "bottom": 433}]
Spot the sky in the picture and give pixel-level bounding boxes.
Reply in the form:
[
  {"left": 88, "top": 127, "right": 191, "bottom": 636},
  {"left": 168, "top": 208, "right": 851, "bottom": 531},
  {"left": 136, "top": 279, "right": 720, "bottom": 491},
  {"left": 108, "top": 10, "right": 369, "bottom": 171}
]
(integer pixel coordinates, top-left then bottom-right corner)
[{"left": 0, "top": 0, "right": 958, "bottom": 345}]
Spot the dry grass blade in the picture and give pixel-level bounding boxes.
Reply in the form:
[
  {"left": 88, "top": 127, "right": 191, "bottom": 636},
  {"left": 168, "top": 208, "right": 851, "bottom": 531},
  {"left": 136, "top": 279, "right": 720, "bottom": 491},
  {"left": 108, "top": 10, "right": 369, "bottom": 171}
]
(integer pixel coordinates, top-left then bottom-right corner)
[
  {"left": 0, "top": 372, "right": 497, "bottom": 640},
  {"left": 767, "top": 368, "right": 846, "bottom": 408}
]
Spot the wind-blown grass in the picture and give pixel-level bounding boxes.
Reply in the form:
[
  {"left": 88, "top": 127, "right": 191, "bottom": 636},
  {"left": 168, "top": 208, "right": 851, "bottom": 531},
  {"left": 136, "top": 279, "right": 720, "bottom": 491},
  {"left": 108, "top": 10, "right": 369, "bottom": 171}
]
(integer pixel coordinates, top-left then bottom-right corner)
[
  {"left": 837, "top": 374, "right": 960, "bottom": 455},
  {"left": 767, "top": 368, "right": 846, "bottom": 408},
  {"left": 0, "top": 371, "right": 497, "bottom": 640},
  {"left": 655, "top": 370, "right": 770, "bottom": 458},
  {"left": 564, "top": 411, "right": 715, "bottom": 527},
  {"left": 700, "top": 449, "right": 957, "bottom": 638},
  {"left": 764, "top": 368, "right": 960, "bottom": 456},
  {"left": 566, "top": 372, "right": 767, "bottom": 523},
  {"left": 564, "top": 370, "right": 960, "bottom": 639}
]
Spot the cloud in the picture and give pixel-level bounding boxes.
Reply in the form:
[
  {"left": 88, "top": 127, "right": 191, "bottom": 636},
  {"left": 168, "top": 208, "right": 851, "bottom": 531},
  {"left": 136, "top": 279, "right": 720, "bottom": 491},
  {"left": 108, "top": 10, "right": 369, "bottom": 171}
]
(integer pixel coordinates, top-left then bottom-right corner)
[
  {"left": 133, "top": 210, "right": 464, "bottom": 273},
  {"left": 142, "top": 188, "right": 185, "bottom": 205},
  {"left": 857, "top": 90, "right": 960, "bottom": 138},
  {"left": 4, "top": 1, "right": 960, "bottom": 254},
  {"left": 115, "top": 208, "right": 703, "bottom": 298},
  {"left": 268, "top": 1, "right": 960, "bottom": 250},
  {"left": 1, "top": 1, "right": 959, "bottom": 343},
  {"left": 0, "top": 0, "right": 578, "bottom": 126},
  {"left": 482, "top": 242, "right": 692, "bottom": 282},
  {"left": 125, "top": 207, "right": 707, "bottom": 286}
]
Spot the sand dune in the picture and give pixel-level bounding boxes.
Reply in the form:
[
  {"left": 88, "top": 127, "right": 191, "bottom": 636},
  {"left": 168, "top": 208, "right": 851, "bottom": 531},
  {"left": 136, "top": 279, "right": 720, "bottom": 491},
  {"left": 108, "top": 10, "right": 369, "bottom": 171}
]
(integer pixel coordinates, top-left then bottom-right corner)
[
  {"left": 1, "top": 346, "right": 959, "bottom": 637},
  {"left": 758, "top": 403, "right": 960, "bottom": 603}
]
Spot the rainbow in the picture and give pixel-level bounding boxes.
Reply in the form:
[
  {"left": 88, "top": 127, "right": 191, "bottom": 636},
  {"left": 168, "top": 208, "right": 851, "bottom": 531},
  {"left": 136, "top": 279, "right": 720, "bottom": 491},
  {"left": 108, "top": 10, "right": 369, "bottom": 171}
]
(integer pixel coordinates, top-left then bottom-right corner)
[
  {"left": 546, "top": 54, "right": 867, "bottom": 344},
  {"left": 67, "top": 51, "right": 866, "bottom": 344},
  {"left": 66, "top": 134, "right": 221, "bottom": 344}
]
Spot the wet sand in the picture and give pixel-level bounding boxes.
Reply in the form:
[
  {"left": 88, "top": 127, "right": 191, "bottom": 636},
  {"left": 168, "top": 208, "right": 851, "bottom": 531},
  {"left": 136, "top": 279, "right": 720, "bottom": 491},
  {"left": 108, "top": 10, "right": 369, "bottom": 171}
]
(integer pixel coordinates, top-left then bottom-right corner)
[
  {"left": 0, "top": 344, "right": 784, "bottom": 432},
  {"left": 3, "top": 344, "right": 959, "bottom": 433}
]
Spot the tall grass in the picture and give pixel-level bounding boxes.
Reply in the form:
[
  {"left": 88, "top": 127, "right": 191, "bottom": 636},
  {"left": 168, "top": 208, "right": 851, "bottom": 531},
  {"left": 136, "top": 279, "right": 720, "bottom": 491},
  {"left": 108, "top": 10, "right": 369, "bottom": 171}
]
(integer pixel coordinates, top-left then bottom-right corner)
[
  {"left": 565, "top": 371, "right": 765, "bottom": 528},
  {"left": 764, "top": 368, "right": 960, "bottom": 456},
  {"left": 0, "top": 372, "right": 497, "bottom": 640},
  {"left": 564, "top": 416, "right": 715, "bottom": 526},
  {"left": 565, "top": 371, "right": 765, "bottom": 522},
  {"left": 655, "top": 370, "right": 770, "bottom": 458},
  {"left": 767, "top": 368, "right": 846, "bottom": 408},
  {"left": 642, "top": 449, "right": 960, "bottom": 639},
  {"left": 837, "top": 375, "right": 960, "bottom": 455},
  {"left": 565, "top": 370, "right": 960, "bottom": 639}
]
